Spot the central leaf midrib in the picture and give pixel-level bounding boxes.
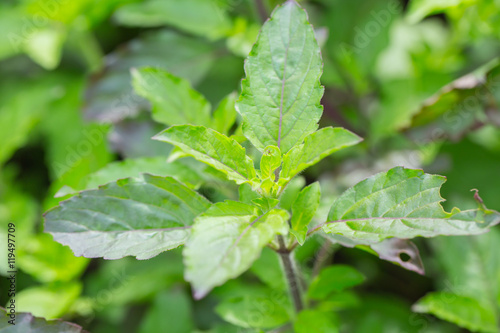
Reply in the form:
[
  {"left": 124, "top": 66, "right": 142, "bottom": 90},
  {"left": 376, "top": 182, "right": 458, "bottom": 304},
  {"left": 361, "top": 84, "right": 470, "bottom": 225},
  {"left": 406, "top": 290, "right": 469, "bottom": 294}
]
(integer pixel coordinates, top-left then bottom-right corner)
[
  {"left": 52, "top": 224, "right": 192, "bottom": 233},
  {"left": 215, "top": 212, "right": 266, "bottom": 271},
  {"left": 277, "top": 9, "right": 293, "bottom": 149},
  {"left": 277, "top": 46, "right": 289, "bottom": 149},
  {"left": 327, "top": 215, "right": 478, "bottom": 224}
]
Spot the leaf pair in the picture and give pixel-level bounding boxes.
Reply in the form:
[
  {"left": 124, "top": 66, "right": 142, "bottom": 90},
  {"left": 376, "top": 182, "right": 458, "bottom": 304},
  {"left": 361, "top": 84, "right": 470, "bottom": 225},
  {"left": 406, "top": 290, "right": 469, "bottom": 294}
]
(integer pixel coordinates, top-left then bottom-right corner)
[{"left": 44, "top": 173, "right": 290, "bottom": 298}]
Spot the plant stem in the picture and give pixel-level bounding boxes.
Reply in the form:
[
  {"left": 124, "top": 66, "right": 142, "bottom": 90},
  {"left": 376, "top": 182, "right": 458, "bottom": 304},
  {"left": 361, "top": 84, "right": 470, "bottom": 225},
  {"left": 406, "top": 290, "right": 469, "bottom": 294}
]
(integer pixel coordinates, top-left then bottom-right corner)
[{"left": 276, "top": 235, "right": 304, "bottom": 313}]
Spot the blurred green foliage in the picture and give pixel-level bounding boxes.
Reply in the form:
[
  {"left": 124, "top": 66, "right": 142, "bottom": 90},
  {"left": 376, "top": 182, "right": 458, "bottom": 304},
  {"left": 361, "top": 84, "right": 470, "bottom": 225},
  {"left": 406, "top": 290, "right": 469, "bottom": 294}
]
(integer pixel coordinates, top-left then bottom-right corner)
[{"left": 0, "top": 0, "right": 499, "bottom": 332}]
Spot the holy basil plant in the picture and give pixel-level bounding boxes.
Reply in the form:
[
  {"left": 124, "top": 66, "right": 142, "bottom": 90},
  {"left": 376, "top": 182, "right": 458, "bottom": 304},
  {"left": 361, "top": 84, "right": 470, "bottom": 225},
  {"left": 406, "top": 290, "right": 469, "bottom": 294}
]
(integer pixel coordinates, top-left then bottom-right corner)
[{"left": 44, "top": 0, "right": 500, "bottom": 330}]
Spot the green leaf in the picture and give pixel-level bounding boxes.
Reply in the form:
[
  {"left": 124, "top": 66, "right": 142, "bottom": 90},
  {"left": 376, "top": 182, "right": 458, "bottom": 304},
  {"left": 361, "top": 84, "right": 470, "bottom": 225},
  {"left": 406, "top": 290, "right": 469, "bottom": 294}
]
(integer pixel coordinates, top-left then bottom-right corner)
[
  {"left": 0, "top": 167, "right": 38, "bottom": 276},
  {"left": 294, "top": 310, "right": 339, "bottom": 333},
  {"left": 132, "top": 67, "right": 211, "bottom": 127},
  {"left": 250, "top": 248, "right": 286, "bottom": 290},
  {"left": 323, "top": 167, "right": 500, "bottom": 243},
  {"left": 0, "top": 77, "right": 55, "bottom": 166},
  {"left": 414, "top": 230, "right": 500, "bottom": 331},
  {"left": 12, "top": 283, "right": 81, "bottom": 320},
  {"left": 153, "top": 125, "right": 257, "bottom": 185},
  {"left": 84, "top": 30, "right": 215, "bottom": 123},
  {"left": 316, "top": 291, "right": 361, "bottom": 312},
  {"left": 0, "top": 307, "right": 87, "bottom": 332},
  {"left": 84, "top": 252, "right": 183, "bottom": 306},
  {"left": 370, "top": 19, "right": 461, "bottom": 139},
  {"left": 207, "top": 323, "right": 261, "bottom": 333},
  {"left": 308, "top": 265, "right": 365, "bottom": 300},
  {"left": 0, "top": 7, "right": 67, "bottom": 69},
  {"left": 278, "top": 176, "right": 306, "bottom": 211},
  {"left": 280, "top": 127, "right": 362, "bottom": 181},
  {"left": 34, "top": 74, "right": 113, "bottom": 182},
  {"left": 406, "top": 59, "right": 499, "bottom": 143},
  {"left": 236, "top": 0, "right": 324, "bottom": 153},
  {"left": 17, "top": 233, "right": 88, "bottom": 283},
  {"left": 260, "top": 146, "right": 281, "bottom": 180},
  {"left": 211, "top": 92, "right": 238, "bottom": 135},
  {"left": 291, "top": 182, "right": 321, "bottom": 245},
  {"left": 341, "top": 295, "right": 445, "bottom": 333},
  {"left": 406, "top": 0, "right": 474, "bottom": 23},
  {"left": 24, "top": 27, "right": 66, "bottom": 70},
  {"left": 139, "top": 289, "right": 193, "bottom": 333},
  {"left": 0, "top": 7, "right": 24, "bottom": 61},
  {"left": 215, "top": 294, "right": 291, "bottom": 329},
  {"left": 106, "top": 119, "right": 174, "bottom": 159},
  {"left": 252, "top": 197, "right": 280, "bottom": 212},
  {"left": 113, "top": 0, "right": 231, "bottom": 39},
  {"left": 44, "top": 174, "right": 211, "bottom": 260},
  {"left": 184, "top": 201, "right": 289, "bottom": 299},
  {"left": 413, "top": 292, "right": 498, "bottom": 333},
  {"left": 226, "top": 17, "right": 260, "bottom": 57},
  {"left": 239, "top": 183, "right": 261, "bottom": 205}
]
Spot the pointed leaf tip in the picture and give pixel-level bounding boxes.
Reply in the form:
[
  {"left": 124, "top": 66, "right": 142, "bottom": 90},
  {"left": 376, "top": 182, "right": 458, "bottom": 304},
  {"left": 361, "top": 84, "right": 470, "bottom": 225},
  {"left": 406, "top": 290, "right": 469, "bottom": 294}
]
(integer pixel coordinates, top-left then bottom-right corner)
[{"left": 236, "top": 0, "right": 323, "bottom": 153}]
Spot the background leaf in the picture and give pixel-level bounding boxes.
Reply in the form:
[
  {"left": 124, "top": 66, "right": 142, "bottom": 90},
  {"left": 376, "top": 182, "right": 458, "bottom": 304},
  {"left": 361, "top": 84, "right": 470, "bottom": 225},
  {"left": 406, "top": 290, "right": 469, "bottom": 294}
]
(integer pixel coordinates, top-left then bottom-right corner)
[
  {"left": 370, "top": 238, "right": 425, "bottom": 275},
  {"left": 211, "top": 92, "right": 238, "bottom": 135},
  {"left": 308, "top": 265, "right": 365, "bottom": 300},
  {"left": 84, "top": 30, "right": 216, "bottom": 123},
  {"left": 17, "top": 233, "right": 88, "bottom": 283},
  {"left": 73, "top": 157, "right": 204, "bottom": 192},
  {"left": 413, "top": 292, "right": 498, "bottom": 333},
  {"left": 294, "top": 310, "right": 339, "bottom": 333},
  {"left": 412, "top": 229, "right": 500, "bottom": 332},
  {"left": 215, "top": 293, "right": 291, "bottom": 329},
  {"left": 0, "top": 307, "right": 87, "bottom": 332},
  {"left": 113, "top": 0, "right": 231, "bottom": 39},
  {"left": 250, "top": 248, "right": 287, "bottom": 291},
  {"left": 138, "top": 289, "right": 193, "bottom": 333},
  {"left": 13, "top": 283, "right": 81, "bottom": 320}
]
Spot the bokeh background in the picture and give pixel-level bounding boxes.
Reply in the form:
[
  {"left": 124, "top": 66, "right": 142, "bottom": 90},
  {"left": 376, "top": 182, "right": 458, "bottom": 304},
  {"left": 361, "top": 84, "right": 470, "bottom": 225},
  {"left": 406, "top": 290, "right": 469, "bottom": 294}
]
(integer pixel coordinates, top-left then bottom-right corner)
[{"left": 0, "top": 0, "right": 499, "bottom": 332}]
